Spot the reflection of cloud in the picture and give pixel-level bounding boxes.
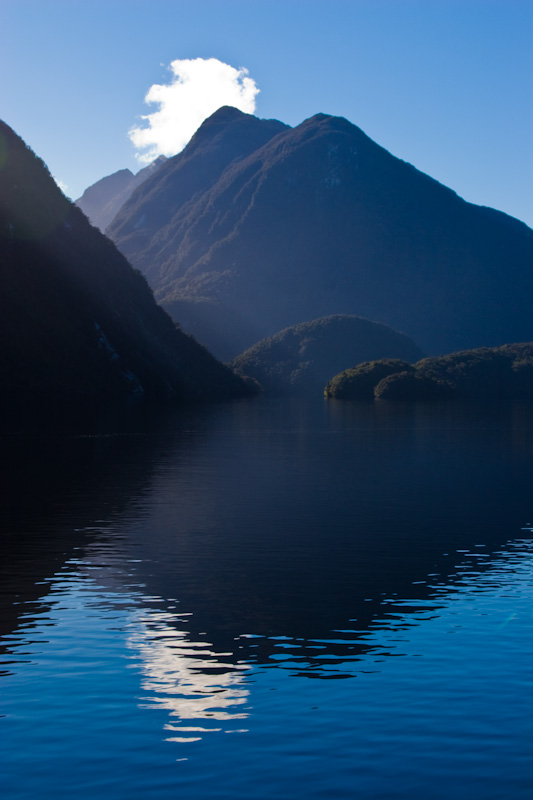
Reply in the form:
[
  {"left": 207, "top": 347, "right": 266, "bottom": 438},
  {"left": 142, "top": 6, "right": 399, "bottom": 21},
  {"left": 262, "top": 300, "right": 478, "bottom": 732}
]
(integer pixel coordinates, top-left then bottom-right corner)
[{"left": 127, "top": 609, "right": 250, "bottom": 743}]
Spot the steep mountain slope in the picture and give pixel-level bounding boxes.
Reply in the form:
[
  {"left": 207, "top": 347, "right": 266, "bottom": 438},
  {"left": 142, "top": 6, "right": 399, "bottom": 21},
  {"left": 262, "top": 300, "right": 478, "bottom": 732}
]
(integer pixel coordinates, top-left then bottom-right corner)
[
  {"left": 75, "top": 156, "right": 166, "bottom": 232},
  {"left": 0, "top": 120, "right": 251, "bottom": 418},
  {"left": 108, "top": 108, "right": 533, "bottom": 361},
  {"left": 230, "top": 315, "right": 424, "bottom": 394},
  {"left": 108, "top": 106, "right": 288, "bottom": 260}
]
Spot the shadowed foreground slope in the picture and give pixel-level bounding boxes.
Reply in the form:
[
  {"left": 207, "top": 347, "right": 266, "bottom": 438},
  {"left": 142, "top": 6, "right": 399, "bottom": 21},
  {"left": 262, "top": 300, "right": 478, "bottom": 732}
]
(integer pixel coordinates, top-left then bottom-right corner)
[{"left": 0, "top": 120, "right": 252, "bottom": 421}]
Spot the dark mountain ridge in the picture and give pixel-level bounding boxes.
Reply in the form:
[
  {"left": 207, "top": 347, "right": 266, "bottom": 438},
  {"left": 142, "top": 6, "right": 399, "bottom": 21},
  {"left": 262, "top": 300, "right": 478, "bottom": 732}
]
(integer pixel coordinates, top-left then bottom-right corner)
[
  {"left": 107, "top": 108, "right": 533, "bottom": 361},
  {"left": 0, "top": 119, "right": 251, "bottom": 421}
]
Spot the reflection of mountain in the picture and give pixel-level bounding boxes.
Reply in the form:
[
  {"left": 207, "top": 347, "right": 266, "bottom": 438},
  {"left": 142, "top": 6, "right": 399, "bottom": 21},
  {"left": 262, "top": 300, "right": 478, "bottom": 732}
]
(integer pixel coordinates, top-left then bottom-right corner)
[
  {"left": 3, "top": 525, "right": 531, "bottom": 796},
  {"left": 23, "top": 399, "right": 529, "bottom": 662},
  {"left": 0, "top": 405, "right": 207, "bottom": 641},
  {"left": 121, "top": 401, "right": 533, "bottom": 653},
  {"left": 2, "top": 400, "right": 532, "bottom": 676}
]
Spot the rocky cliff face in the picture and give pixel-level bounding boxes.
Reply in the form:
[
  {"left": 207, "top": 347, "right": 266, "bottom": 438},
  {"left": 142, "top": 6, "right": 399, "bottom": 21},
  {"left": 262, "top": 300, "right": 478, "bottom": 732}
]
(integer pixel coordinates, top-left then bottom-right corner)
[
  {"left": 0, "top": 120, "right": 251, "bottom": 420},
  {"left": 106, "top": 108, "right": 533, "bottom": 361}
]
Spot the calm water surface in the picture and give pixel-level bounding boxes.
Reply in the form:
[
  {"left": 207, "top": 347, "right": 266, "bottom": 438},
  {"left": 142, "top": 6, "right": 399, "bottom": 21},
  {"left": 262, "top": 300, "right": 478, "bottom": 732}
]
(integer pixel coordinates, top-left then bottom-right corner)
[{"left": 1, "top": 399, "right": 532, "bottom": 799}]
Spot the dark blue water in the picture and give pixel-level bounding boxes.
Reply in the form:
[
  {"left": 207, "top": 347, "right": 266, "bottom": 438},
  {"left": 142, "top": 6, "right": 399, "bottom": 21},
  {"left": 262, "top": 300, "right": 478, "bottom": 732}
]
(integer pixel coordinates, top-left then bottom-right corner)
[{"left": 1, "top": 399, "right": 532, "bottom": 799}]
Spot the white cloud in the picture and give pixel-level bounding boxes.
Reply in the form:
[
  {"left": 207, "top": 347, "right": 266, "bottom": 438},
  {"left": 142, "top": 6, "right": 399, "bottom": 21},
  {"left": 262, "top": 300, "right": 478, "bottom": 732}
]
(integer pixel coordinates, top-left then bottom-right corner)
[{"left": 129, "top": 58, "right": 259, "bottom": 163}]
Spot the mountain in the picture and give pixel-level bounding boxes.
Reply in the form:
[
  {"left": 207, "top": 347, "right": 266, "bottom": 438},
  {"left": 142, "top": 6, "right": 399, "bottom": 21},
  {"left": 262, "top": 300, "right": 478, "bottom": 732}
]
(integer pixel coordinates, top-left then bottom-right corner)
[
  {"left": 108, "top": 106, "right": 288, "bottom": 258},
  {"left": 107, "top": 107, "right": 533, "bottom": 361},
  {"left": 75, "top": 156, "right": 166, "bottom": 232},
  {"left": 324, "top": 343, "right": 533, "bottom": 401},
  {"left": 230, "top": 315, "right": 424, "bottom": 395},
  {"left": 0, "top": 120, "right": 252, "bottom": 421}
]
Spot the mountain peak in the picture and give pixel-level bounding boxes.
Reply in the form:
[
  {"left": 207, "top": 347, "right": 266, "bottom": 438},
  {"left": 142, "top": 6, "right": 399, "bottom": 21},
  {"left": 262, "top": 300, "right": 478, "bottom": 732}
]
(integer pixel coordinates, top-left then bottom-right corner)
[
  {"left": 206, "top": 105, "right": 248, "bottom": 121},
  {"left": 296, "top": 112, "right": 372, "bottom": 143},
  {"left": 107, "top": 106, "right": 289, "bottom": 248},
  {"left": 189, "top": 105, "right": 288, "bottom": 148}
]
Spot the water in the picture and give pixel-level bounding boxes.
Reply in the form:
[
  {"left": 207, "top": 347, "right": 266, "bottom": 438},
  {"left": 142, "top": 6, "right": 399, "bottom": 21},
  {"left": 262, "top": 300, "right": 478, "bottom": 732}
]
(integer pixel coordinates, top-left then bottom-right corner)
[{"left": 1, "top": 398, "right": 532, "bottom": 799}]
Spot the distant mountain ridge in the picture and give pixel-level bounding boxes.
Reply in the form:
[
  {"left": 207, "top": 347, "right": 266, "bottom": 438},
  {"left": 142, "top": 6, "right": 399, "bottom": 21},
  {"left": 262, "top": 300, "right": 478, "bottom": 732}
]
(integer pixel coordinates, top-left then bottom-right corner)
[
  {"left": 75, "top": 156, "right": 166, "bottom": 232},
  {"left": 104, "top": 107, "right": 533, "bottom": 361},
  {"left": 0, "top": 120, "right": 251, "bottom": 419}
]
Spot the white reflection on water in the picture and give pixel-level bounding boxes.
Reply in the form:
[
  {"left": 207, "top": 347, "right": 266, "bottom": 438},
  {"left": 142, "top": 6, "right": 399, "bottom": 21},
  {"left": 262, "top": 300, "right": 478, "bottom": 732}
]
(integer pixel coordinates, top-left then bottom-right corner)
[{"left": 125, "top": 608, "right": 251, "bottom": 742}]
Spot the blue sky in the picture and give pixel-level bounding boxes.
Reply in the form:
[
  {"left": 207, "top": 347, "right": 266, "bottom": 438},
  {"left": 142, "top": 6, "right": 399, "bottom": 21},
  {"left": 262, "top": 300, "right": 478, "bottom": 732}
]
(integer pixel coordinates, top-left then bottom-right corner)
[{"left": 1, "top": 0, "right": 532, "bottom": 225}]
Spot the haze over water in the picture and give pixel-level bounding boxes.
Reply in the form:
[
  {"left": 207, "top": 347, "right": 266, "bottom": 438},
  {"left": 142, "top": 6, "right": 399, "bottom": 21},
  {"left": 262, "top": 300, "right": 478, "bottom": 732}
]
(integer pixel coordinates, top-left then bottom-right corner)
[{"left": 1, "top": 398, "right": 532, "bottom": 799}]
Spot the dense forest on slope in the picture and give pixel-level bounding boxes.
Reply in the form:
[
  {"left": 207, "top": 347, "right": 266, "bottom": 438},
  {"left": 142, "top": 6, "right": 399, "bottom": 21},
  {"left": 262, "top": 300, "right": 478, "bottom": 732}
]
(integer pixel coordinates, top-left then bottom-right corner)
[
  {"left": 230, "top": 315, "right": 424, "bottom": 394},
  {"left": 105, "top": 108, "right": 533, "bottom": 361},
  {"left": 0, "top": 120, "right": 252, "bottom": 421},
  {"left": 324, "top": 344, "right": 533, "bottom": 401}
]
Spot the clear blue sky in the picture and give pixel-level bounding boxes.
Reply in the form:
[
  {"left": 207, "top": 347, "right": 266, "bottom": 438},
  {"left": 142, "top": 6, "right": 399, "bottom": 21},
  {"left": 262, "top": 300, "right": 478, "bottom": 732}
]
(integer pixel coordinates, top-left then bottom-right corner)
[{"left": 1, "top": 0, "right": 532, "bottom": 225}]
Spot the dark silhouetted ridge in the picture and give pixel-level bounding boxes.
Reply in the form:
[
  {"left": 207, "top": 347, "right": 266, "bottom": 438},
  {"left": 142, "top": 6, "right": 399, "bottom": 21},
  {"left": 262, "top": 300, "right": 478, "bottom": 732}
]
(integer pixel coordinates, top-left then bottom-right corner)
[{"left": 0, "top": 119, "right": 253, "bottom": 423}]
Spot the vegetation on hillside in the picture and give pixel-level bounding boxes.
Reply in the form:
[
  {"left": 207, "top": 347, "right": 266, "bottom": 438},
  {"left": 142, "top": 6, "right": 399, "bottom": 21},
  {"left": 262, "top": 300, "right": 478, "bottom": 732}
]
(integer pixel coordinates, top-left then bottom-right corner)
[
  {"left": 324, "top": 344, "right": 533, "bottom": 401},
  {"left": 230, "top": 315, "right": 424, "bottom": 395}
]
